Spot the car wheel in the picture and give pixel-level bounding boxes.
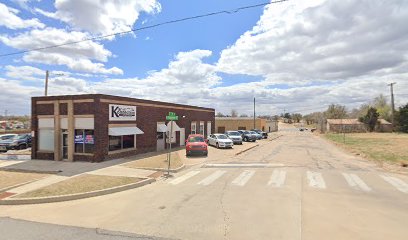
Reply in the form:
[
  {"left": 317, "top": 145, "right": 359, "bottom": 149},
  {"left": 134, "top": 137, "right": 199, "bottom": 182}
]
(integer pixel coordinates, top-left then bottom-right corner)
[
  {"left": 244, "top": 137, "right": 248, "bottom": 142},
  {"left": 186, "top": 152, "right": 189, "bottom": 157},
  {"left": 19, "top": 144, "right": 26, "bottom": 150},
  {"left": 216, "top": 143, "right": 219, "bottom": 149}
]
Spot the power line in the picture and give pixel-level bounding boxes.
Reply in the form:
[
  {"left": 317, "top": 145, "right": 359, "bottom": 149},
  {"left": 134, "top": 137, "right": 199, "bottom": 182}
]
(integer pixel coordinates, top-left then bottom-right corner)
[{"left": 0, "top": 0, "right": 289, "bottom": 58}]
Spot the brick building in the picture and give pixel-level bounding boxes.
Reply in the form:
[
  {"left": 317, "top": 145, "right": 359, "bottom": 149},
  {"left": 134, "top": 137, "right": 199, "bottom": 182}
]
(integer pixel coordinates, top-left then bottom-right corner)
[
  {"left": 31, "top": 94, "right": 215, "bottom": 162},
  {"left": 326, "top": 118, "right": 392, "bottom": 133}
]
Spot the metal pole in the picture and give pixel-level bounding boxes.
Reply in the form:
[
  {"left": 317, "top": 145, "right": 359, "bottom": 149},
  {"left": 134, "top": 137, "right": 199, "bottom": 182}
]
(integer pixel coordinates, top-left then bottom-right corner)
[
  {"left": 388, "top": 82, "right": 396, "bottom": 130},
  {"left": 167, "top": 120, "right": 173, "bottom": 176},
  {"left": 253, "top": 97, "right": 256, "bottom": 129},
  {"left": 44, "top": 70, "right": 49, "bottom": 96}
]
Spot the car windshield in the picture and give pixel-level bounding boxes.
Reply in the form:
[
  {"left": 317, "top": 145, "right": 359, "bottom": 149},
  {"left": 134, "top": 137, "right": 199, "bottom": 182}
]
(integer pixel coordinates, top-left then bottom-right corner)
[
  {"left": 250, "top": 131, "right": 257, "bottom": 134},
  {"left": 188, "top": 136, "right": 204, "bottom": 142},
  {"left": 18, "top": 135, "right": 27, "bottom": 139},
  {"left": 217, "top": 135, "right": 228, "bottom": 139},
  {"left": 1, "top": 135, "right": 17, "bottom": 140},
  {"left": 227, "top": 132, "right": 240, "bottom": 136}
]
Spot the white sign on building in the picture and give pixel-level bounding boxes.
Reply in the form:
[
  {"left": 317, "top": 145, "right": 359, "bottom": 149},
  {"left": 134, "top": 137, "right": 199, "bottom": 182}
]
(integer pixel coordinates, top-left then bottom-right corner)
[{"left": 109, "top": 104, "right": 136, "bottom": 121}]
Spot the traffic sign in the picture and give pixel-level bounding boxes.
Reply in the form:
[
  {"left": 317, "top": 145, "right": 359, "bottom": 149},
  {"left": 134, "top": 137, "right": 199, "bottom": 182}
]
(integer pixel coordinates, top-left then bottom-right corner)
[{"left": 166, "top": 112, "right": 178, "bottom": 121}]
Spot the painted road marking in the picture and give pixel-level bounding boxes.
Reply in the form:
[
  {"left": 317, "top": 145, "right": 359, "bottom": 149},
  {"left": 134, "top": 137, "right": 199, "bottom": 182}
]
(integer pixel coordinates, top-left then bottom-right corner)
[
  {"left": 203, "top": 163, "right": 284, "bottom": 168},
  {"left": 380, "top": 175, "right": 408, "bottom": 193},
  {"left": 169, "top": 171, "right": 200, "bottom": 185},
  {"left": 342, "top": 173, "right": 371, "bottom": 192},
  {"left": 267, "top": 170, "right": 286, "bottom": 187},
  {"left": 306, "top": 171, "right": 326, "bottom": 189},
  {"left": 231, "top": 170, "right": 255, "bottom": 186},
  {"left": 197, "top": 170, "right": 226, "bottom": 186}
]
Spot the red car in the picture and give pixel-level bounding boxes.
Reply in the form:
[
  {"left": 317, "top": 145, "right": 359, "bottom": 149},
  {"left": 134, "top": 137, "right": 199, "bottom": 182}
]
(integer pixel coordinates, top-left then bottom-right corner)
[{"left": 185, "top": 134, "right": 208, "bottom": 156}]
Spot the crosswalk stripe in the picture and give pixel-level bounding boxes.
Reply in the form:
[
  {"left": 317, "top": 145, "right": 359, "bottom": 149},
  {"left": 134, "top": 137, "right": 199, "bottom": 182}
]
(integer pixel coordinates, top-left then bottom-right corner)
[
  {"left": 307, "top": 171, "right": 326, "bottom": 189},
  {"left": 197, "top": 170, "right": 226, "bottom": 186},
  {"left": 267, "top": 170, "right": 286, "bottom": 187},
  {"left": 169, "top": 171, "right": 200, "bottom": 185},
  {"left": 231, "top": 170, "right": 255, "bottom": 186},
  {"left": 380, "top": 175, "right": 408, "bottom": 193},
  {"left": 342, "top": 173, "right": 371, "bottom": 192}
]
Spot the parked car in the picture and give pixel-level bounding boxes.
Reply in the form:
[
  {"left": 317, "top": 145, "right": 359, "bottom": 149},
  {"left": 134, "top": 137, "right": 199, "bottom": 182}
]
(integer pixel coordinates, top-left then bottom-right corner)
[
  {"left": 185, "top": 134, "right": 208, "bottom": 156},
  {"left": 208, "top": 134, "right": 234, "bottom": 149},
  {"left": 0, "top": 133, "right": 31, "bottom": 152},
  {"left": 237, "top": 130, "right": 257, "bottom": 142},
  {"left": 250, "top": 131, "right": 262, "bottom": 140},
  {"left": 251, "top": 129, "right": 268, "bottom": 139},
  {"left": 224, "top": 131, "right": 243, "bottom": 145}
]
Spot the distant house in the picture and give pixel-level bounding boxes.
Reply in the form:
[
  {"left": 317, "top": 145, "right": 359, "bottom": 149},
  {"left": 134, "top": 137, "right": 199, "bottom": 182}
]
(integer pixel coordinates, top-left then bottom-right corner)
[{"left": 326, "top": 119, "right": 392, "bottom": 133}]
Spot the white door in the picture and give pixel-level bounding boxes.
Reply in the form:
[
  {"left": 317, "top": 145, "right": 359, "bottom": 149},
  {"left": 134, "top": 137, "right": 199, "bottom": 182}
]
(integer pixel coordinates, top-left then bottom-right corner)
[
  {"left": 180, "top": 128, "right": 185, "bottom": 146},
  {"left": 207, "top": 122, "right": 211, "bottom": 138}
]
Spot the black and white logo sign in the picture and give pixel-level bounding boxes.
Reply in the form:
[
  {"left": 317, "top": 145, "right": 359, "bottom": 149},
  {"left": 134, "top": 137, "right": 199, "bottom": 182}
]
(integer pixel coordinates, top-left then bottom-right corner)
[{"left": 109, "top": 104, "right": 136, "bottom": 121}]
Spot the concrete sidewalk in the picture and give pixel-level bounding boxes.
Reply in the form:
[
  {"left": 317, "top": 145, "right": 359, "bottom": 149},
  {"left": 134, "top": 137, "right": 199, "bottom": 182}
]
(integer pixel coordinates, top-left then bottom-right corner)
[
  {"left": 8, "top": 175, "right": 68, "bottom": 194},
  {"left": 87, "top": 165, "right": 157, "bottom": 178}
]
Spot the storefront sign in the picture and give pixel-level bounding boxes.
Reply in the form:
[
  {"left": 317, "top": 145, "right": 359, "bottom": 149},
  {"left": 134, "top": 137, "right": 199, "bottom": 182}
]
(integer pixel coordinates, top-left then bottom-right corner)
[
  {"left": 75, "top": 135, "right": 84, "bottom": 143},
  {"left": 85, "top": 135, "right": 94, "bottom": 144},
  {"left": 109, "top": 104, "right": 136, "bottom": 121}
]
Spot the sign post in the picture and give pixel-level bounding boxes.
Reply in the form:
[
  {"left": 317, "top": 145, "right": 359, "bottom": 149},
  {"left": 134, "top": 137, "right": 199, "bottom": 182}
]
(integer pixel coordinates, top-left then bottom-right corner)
[{"left": 165, "top": 112, "right": 178, "bottom": 176}]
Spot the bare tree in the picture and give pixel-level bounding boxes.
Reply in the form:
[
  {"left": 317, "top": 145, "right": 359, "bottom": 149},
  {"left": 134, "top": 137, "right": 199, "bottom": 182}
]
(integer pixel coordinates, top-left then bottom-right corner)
[{"left": 231, "top": 109, "right": 238, "bottom": 117}]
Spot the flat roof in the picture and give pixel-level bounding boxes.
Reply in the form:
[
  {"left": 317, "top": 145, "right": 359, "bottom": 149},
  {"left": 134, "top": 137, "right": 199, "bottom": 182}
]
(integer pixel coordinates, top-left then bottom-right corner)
[{"left": 32, "top": 94, "right": 214, "bottom": 112}]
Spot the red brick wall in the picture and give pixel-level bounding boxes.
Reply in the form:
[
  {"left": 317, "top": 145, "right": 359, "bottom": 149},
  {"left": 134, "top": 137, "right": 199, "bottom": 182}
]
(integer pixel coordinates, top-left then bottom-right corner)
[{"left": 32, "top": 94, "right": 215, "bottom": 162}]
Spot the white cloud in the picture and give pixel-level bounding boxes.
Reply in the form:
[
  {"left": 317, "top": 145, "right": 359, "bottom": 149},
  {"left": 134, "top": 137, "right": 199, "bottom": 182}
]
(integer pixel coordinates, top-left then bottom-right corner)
[
  {"left": 0, "top": 28, "right": 123, "bottom": 74},
  {"left": 36, "top": 0, "right": 161, "bottom": 37},
  {"left": 0, "top": 78, "right": 43, "bottom": 115},
  {"left": 4, "top": 65, "right": 44, "bottom": 81},
  {"left": 217, "top": 0, "right": 408, "bottom": 80},
  {"left": 0, "top": 2, "right": 44, "bottom": 29}
]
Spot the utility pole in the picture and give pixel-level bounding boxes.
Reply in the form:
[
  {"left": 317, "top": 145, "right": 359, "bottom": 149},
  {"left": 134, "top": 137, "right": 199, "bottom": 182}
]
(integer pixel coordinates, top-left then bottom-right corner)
[
  {"left": 388, "top": 82, "right": 396, "bottom": 130},
  {"left": 44, "top": 70, "right": 49, "bottom": 96},
  {"left": 253, "top": 97, "right": 256, "bottom": 129}
]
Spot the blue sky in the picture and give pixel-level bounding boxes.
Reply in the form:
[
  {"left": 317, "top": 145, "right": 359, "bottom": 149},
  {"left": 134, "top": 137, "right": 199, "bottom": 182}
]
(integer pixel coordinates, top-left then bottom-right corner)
[{"left": 1, "top": 0, "right": 407, "bottom": 116}]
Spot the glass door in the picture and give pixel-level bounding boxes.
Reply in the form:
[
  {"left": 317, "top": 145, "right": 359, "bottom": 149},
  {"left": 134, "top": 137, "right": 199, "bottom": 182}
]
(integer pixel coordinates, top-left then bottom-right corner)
[{"left": 62, "top": 131, "right": 68, "bottom": 159}]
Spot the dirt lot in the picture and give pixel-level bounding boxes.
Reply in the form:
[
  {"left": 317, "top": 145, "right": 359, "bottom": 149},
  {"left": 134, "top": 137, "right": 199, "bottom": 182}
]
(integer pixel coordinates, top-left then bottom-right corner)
[
  {"left": 15, "top": 174, "right": 142, "bottom": 198},
  {"left": 124, "top": 152, "right": 183, "bottom": 170},
  {"left": 0, "top": 171, "right": 48, "bottom": 191},
  {"left": 325, "top": 133, "right": 408, "bottom": 166}
]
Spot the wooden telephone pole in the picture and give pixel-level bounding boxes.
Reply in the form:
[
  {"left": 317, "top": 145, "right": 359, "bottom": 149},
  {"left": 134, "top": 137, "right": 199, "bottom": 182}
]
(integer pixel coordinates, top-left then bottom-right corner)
[{"left": 388, "top": 82, "right": 396, "bottom": 129}]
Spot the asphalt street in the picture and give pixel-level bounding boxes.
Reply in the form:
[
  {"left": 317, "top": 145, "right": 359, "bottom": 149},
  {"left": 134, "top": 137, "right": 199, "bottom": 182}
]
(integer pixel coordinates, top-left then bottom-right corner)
[{"left": 1, "top": 125, "right": 407, "bottom": 240}]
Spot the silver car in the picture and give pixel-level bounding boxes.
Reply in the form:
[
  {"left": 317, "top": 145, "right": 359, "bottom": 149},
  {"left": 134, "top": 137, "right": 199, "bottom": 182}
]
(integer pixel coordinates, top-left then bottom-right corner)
[
  {"left": 224, "top": 131, "right": 243, "bottom": 144},
  {"left": 208, "top": 134, "right": 234, "bottom": 149}
]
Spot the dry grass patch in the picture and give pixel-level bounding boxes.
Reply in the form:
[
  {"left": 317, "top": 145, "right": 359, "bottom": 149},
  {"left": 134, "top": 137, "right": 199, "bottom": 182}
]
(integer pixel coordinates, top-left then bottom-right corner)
[
  {"left": 124, "top": 152, "right": 183, "bottom": 170},
  {"left": 325, "top": 133, "right": 408, "bottom": 165},
  {"left": 0, "top": 171, "right": 48, "bottom": 190},
  {"left": 15, "top": 174, "right": 142, "bottom": 198}
]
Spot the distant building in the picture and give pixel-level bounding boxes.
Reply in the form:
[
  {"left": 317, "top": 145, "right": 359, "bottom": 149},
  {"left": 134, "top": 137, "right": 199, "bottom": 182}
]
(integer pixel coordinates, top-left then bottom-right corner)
[
  {"left": 326, "top": 119, "right": 392, "bottom": 133},
  {"left": 215, "top": 117, "right": 278, "bottom": 133}
]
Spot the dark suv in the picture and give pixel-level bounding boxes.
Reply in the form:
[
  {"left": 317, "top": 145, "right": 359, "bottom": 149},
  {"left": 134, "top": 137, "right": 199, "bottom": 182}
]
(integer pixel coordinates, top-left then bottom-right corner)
[{"left": 0, "top": 134, "right": 32, "bottom": 152}]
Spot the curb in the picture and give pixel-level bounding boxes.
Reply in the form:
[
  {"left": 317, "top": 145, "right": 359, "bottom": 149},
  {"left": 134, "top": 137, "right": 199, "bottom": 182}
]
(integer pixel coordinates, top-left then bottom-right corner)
[
  {"left": 235, "top": 145, "right": 259, "bottom": 156},
  {"left": 130, "top": 164, "right": 185, "bottom": 173},
  {"left": 0, "top": 168, "right": 62, "bottom": 174},
  {"left": 0, "top": 154, "right": 31, "bottom": 160},
  {"left": 0, "top": 178, "right": 155, "bottom": 205}
]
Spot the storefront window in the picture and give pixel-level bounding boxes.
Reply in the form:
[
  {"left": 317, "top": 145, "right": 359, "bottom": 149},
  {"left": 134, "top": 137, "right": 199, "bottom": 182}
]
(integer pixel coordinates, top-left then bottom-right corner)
[
  {"left": 75, "top": 129, "right": 95, "bottom": 154},
  {"left": 123, "top": 135, "right": 135, "bottom": 149},
  {"left": 191, "top": 122, "right": 196, "bottom": 134},
  {"left": 199, "top": 122, "right": 204, "bottom": 135},
  {"left": 109, "top": 135, "right": 135, "bottom": 151},
  {"left": 38, "top": 129, "right": 54, "bottom": 151}
]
